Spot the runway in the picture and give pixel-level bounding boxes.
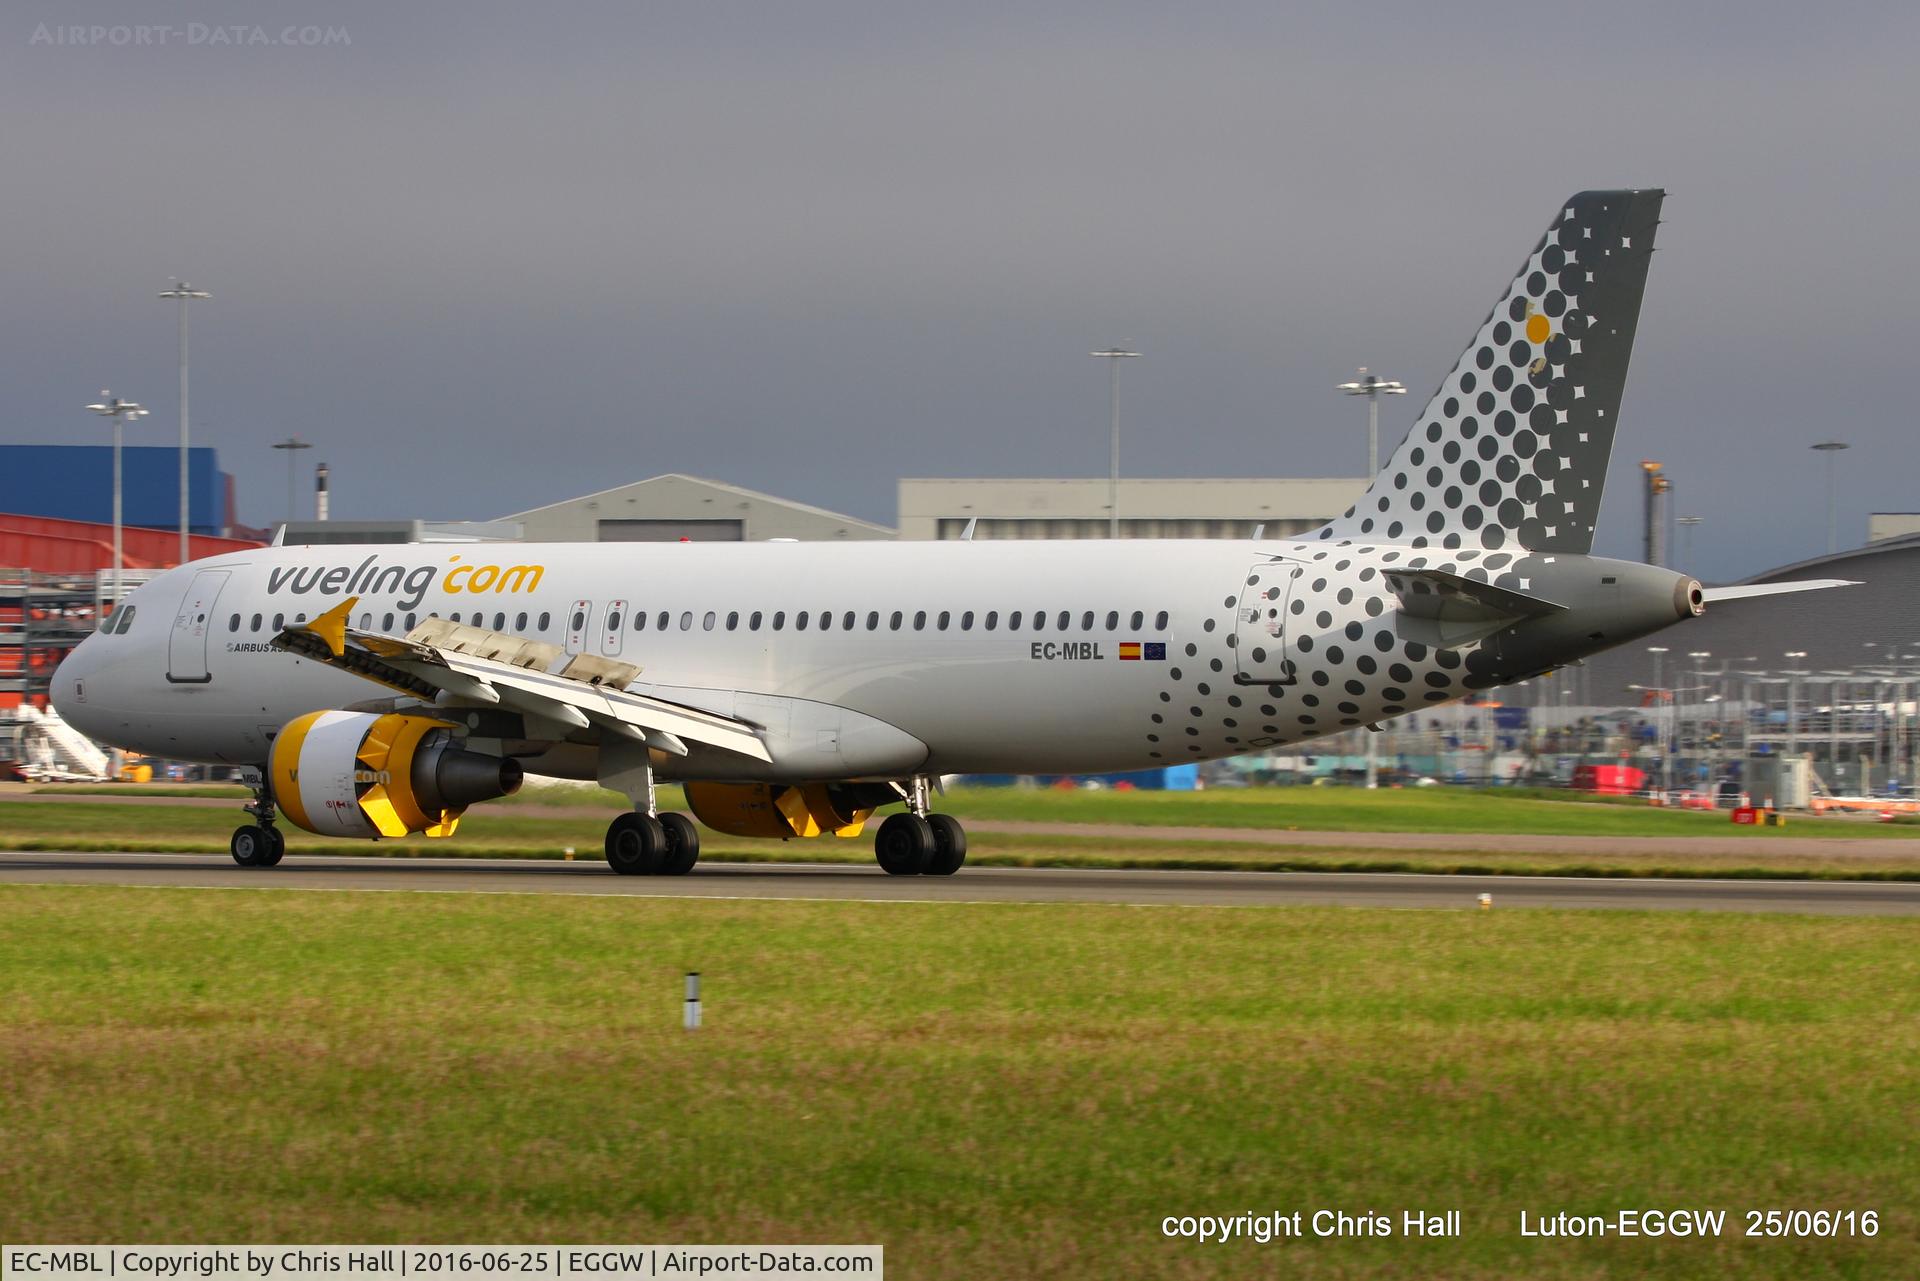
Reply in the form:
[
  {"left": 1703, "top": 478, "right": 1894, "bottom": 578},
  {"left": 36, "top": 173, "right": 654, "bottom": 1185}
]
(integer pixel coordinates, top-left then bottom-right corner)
[{"left": 3, "top": 850, "right": 1918, "bottom": 914}]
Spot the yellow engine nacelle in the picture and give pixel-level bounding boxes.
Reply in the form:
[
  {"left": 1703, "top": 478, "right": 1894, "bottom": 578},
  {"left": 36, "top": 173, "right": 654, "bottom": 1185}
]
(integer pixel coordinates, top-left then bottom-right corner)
[
  {"left": 685, "top": 782, "right": 877, "bottom": 839},
  {"left": 269, "top": 710, "right": 522, "bottom": 839}
]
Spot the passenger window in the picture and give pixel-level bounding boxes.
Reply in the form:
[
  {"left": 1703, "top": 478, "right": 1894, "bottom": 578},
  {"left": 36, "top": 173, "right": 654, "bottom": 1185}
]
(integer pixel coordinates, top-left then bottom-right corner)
[
  {"left": 536, "top": 612, "right": 549, "bottom": 631},
  {"left": 913, "top": 610, "right": 927, "bottom": 630},
  {"left": 273, "top": 613, "right": 285, "bottom": 631},
  {"left": 1130, "top": 610, "right": 1144, "bottom": 630},
  {"left": 295, "top": 613, "right": 308, "bottom": 623},
  {"left": 773, "top": 611, "right": 786, "bottom": 630},
  {"left": 960, "top": 610, "right": 974, "bottom": 631},
  {"left": 889, "top": 611, "right": 903, "bottom": 631},
  {"left": 750, "top": 611, "right": 763, "bottom": 631},
  {"left": 985, "top": 610, "right": 998, "bottom": 630},
  {"left": 1155, "top": 610, "right": 1169, "bottom": 630},
  {"left": 228, "top": 613, "right": 241, "bottom": 632},
  {"left": 843, "top": 611, "right": 856, "bottom": 630},
  {"left": 867, "top": 611, "right": 880, "bottom": 630},
  {"left": 1081, "top": 611, "right": 1095, "bottom": 631},
  {"left": 727, "top": 611, "right": 740, "bottom": 631},
  {"left": 703, "top": 611, "right": 716, "bottom": 631},
  {"left": 1057, "top": 611, "right": 1071, "bottom": 630},
  {"left": 1008, "top": 610, "right": 1022, "bottom": 629},
  {"left": 656, "top": 611, "right": 669, "bottom": 630},
  {"left": 409, "top": 613, "right": 421, "bottom": 631},
  {"left": 515, "top": 611, "right": 527, "bottom": 630},
  {"left": 634, "top": 610, "right": 647, "bottom": 631},
  {"left": 495, "top": 612, "right": 508, "bottom": 631},
  {"left": 1105, "top": 610, "right": 1119, "bottom": 630},
  {"left": 604, "top": 610, "right": 619, "bottom": 631},
  {"left": 679, "top": 612, "right": 693, "bottom": 631},
  {"left": 384, "top": 613, "right": 396, "bottom": 632},
  {"left": 251, "top": 613, "right": 262, "bottom": 633},
  {"left": 937, "top": 611, "right": 950, "bottom": 630},
  {"left": 817, "top": 610, "right": 831, "bottom": 632},
  {"left": 1034, "top": 612, "right": 1047, "bottom": 632},
  {"left": 796, "top": 611, "right": 810, "bottom": 631}
]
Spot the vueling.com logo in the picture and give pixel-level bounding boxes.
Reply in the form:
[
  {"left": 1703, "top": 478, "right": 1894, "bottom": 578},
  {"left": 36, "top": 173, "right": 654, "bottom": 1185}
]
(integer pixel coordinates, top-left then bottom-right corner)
[{"left": 266, "top": 554, "right": 545, "bottom": 611}]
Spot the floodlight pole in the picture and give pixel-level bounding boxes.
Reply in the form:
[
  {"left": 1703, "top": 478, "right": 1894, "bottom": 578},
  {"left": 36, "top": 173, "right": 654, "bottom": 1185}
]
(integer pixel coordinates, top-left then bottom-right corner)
[
  {"left": 1092, "top": 348, "right": 1140, "bottom": 538},
  {"left": 86, "top": 391, "right": 149, "bottom": 606},
  {"left": 1339, "top": 367, "right": 1407, "bottom": 478},
  {"left": 1811, "top": 442, "right": 1849, "bottom": 555},
  {"left": 272, "top": 437, "right": 312, "bottom": 528},
  {"left": 159, "top": 281, "right": 210, "bottom": 564}
]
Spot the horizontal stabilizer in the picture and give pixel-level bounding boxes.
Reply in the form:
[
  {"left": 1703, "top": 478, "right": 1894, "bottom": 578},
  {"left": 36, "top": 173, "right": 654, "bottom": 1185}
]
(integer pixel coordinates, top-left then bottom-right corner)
[
  {"left": 1700, "top": 579, "right": 1857, "bottom": 603},
  {"left": 1386, "top": 568, "right": 1566, "bottom": 623}
]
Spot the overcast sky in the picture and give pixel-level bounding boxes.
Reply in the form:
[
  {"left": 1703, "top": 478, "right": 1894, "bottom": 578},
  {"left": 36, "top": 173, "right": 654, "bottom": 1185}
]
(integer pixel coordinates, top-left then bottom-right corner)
[{"left": 3, "top": 0, "right": 1915, "bottom": 580}]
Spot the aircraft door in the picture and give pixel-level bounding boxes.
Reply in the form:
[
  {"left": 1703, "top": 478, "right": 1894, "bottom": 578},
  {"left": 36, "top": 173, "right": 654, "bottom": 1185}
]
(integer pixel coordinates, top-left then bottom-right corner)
[
  {"left": 1233, "top": 561, "right": 1298, "bottom": 685},
  {"left": 565, "top": 599, "right": 593, "bottom": 654},
  {"left": 167, "top": 569, "right": 230, "bottom": 684},
  {"left": 601, "top": 599, "right": 628, "bottom": 656}
]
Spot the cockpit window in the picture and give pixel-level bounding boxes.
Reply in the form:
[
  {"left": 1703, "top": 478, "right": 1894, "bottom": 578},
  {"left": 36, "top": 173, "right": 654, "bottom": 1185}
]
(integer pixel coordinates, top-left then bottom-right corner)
[{"left": 114, "top": 606, "right": 137, "bottom": 634}]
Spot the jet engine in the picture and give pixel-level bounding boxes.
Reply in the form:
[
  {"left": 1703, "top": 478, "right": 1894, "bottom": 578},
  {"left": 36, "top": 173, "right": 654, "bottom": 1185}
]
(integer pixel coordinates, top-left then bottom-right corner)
[
  {"left": 685, "top": 781, "right": 894, "bottom": 839},
  {"left": 269, "top": 710, "right": 522, "bottom": 839}
]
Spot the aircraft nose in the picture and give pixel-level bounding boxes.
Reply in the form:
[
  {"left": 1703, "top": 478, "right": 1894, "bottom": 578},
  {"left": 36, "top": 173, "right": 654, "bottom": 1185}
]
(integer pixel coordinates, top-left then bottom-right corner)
[{"left": 49, "top": 633, "right": 100, "bottom": 724}]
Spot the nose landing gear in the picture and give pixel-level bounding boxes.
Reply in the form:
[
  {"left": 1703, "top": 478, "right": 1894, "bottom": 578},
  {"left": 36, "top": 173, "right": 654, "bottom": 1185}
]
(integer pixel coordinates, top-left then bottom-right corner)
[{"left": 230, "top": 772, "right": 285, "bottom": 867}]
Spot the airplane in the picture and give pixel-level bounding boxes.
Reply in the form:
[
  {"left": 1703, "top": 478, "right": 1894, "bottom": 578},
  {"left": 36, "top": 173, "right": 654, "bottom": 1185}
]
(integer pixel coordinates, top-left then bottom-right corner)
[{"left": 48, "top": 189, "right": 1846, "bottom": 875}]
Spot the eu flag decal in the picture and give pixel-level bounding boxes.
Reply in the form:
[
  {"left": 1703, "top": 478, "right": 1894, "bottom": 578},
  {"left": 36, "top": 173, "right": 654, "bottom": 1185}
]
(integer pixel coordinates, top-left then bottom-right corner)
[{"left": 1143, "top": 642, "right": 1166, "bottom": 660}]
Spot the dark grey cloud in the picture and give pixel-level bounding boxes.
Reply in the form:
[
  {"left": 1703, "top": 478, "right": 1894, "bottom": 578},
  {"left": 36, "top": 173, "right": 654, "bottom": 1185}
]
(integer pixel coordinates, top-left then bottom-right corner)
[{"left": 2, "top": 0, "right": 1915, "bottom": 580}]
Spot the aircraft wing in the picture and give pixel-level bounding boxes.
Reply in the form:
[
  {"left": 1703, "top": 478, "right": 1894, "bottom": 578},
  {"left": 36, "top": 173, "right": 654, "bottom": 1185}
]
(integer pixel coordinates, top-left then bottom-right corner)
[
  {"left": 271, "top": 597, "right": 771, "bottom": 763},
  {"left": 1699, "top": 579, "right": 1857, "bottom": 603}
]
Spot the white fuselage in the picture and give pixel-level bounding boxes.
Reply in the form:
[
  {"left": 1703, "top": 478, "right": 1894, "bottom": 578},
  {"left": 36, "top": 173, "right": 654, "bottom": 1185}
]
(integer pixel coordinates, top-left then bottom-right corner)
[{"left": 52, "top": 536, "right": 1544, "bottom": 780}]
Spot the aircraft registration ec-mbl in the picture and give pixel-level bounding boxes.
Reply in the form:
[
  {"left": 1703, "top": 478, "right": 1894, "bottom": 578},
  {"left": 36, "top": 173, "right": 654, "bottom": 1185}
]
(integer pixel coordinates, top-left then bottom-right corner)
[{"left": 50, "top": 190, "right": 1842, "bottom": 875}]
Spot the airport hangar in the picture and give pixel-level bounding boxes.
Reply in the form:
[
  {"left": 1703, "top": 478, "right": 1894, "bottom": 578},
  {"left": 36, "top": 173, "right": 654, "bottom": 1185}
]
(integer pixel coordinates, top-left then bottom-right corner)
[{"left": 280, "top": 473, "right": 1374, "bottom": 546}]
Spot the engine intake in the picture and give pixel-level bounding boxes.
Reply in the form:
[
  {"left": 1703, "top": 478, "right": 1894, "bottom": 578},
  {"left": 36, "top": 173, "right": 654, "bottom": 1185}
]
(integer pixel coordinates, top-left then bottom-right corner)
[{"left": 269, "top": 710, "right": 521, "bottom": 839}]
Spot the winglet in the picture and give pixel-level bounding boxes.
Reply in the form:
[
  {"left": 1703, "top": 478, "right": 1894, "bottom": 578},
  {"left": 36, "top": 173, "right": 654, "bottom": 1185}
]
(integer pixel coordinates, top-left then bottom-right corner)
[{"left": 302, "top": 596, "right": 358, "bottom": 658}]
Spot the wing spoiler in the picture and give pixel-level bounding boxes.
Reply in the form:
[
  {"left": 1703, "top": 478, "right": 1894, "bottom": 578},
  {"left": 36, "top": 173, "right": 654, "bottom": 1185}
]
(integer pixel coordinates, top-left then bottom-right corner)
[{"left": 272, "top": 597, "right": 770, "bottom": 763}]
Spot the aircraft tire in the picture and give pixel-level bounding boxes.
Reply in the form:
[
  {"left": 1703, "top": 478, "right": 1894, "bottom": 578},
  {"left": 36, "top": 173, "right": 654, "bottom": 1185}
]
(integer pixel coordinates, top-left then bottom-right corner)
[
  {"left": 923, "top": 814, "right": 967, "bottom": 876},
  {"left": 258, "top": 825, "right": 286, "bottom": 867},
  {"left": 874, "top": 812, "right": 934, "bottom": 876},
  {"left": 606, "top": 812, "right": 666, "bottom": 876},
  {"left": 230, "top": 824, "right": 269, "bottom": 867},
  {"left": 657, "top": 812, "right": 701, "bottom": 875}
]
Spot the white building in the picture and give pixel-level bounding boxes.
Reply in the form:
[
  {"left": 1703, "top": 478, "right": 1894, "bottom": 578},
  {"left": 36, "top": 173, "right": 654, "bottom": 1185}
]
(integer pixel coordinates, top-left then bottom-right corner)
[{"left": 895, "top": 477, "right": 1370, "bottom": 541}]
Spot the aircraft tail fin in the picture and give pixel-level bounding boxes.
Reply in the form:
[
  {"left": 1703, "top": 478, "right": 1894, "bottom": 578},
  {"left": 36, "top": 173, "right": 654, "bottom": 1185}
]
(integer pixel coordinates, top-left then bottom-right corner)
[{"left": 1317, "top": 189, "right": 1665, "bottom": 555}]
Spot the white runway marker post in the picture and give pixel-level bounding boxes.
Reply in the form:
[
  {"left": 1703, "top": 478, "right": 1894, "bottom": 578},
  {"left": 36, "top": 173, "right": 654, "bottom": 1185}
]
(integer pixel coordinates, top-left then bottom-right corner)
[
  {"left": 684, "top": 971, "right": 702, "bottom": 1029},
  {"left": 1478, "top": 893, "right": 1493, "bottom": 911}
]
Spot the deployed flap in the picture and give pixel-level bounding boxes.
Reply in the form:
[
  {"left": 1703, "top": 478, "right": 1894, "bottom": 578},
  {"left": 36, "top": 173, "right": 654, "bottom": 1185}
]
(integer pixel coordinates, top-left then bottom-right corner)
[
  {"left": 272, "top": 599, "right": 769, "bottom": 763},
  {"left": 1385, "top": 568, "right": 1566, "bottom": 623},
  {"left": 1700, "top": 579, "right": 1856, "bottom": 603}
]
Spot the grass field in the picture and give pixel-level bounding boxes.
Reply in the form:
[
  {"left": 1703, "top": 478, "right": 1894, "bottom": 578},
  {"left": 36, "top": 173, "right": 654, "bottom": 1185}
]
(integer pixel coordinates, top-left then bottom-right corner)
[
  {"left": 36, "top": 779, "right": 1920, "bottom": 837},
  {"left": 2, "top": 885, "right": 1914, "bottom": 1278},
  {"left": 9, "top": 787, "right": 1920, "bottom": 880}
]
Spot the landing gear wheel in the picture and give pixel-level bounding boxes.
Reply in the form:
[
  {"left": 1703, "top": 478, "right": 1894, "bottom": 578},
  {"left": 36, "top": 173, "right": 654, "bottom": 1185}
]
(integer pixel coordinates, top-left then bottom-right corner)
[
  {"left": 606, "top": 812, "right": 666, "bottom": 875},
  {"left": 875, "top": 812, "right": 934, "bottom": 876},
  {"left": 229, "top": 824, "right": 277, "bottom": 868},
  {"left": 657, "top": 812, "right": 701, "bottom": 876},
  {"left": 924, "top": 814, "right": 967, "bottom": 876}
]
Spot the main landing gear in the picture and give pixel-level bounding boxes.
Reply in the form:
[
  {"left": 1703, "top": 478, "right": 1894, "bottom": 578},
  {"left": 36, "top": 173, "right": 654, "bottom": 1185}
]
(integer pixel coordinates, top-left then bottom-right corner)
[
  {"left": 230, "top": 772, "right": 285, "bottom": 868},
  {"left": 875, "top": 777, "right": 966, "bottom": 876},
  {"left": 605, "top": 809, "right": 700, "bottom": 876}
]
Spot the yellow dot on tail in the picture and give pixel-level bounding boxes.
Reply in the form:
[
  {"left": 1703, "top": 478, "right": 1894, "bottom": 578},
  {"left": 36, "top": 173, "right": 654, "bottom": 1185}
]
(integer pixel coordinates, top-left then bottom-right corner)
[{"left": 1526, "top": 313, "right": 1552, "bottom": 344}]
